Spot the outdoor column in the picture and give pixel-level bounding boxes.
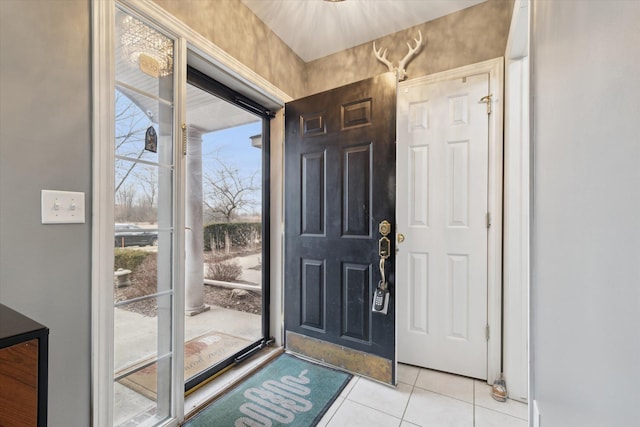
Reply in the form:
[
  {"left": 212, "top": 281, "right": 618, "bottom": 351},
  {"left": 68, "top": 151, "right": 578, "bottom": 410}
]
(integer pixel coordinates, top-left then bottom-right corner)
[{"left": 185, "top": 125, "right": 209, "bottom": 315}]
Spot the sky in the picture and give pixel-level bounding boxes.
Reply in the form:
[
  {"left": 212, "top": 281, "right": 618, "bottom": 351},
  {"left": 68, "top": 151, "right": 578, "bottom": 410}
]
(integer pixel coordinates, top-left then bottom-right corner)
[
  {"left": 202, "top": 121, "right": 262, "bottom": 178},
  {"left": 201, "top": 120, "right": 263, "bottom": 215}
]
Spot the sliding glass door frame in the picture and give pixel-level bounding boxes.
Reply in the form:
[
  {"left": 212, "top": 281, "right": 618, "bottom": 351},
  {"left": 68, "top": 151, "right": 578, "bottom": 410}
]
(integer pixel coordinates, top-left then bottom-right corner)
[{"left": 183, "top": 66, "right": 273, "bottom": 392}]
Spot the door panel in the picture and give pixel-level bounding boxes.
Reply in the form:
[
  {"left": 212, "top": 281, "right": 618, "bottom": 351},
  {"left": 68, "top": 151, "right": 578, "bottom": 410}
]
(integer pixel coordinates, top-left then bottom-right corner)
[
  {"left": 397, "top": 73, "right": 489, "bottom": 380},
  {"left": 343, "top": 144, "right": 371, "bottom": 236},
  {"left": 113, "top": 7, "right": 176, "bottom": 424},
  {"left": 285, "top": 74, "right": 396, "bottom": 384},
  {"left": 301, "top": 151, "right": 325, "bottom": 236}
]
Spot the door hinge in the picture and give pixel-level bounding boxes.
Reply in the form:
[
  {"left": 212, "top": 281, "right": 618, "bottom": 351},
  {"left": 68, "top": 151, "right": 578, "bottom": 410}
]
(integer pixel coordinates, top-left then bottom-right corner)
[
  {"left": 486, "top": 212, "right": 492, "bottom": 229},
  {"left": 181, "top": 123, "right": 187, "bottom": 155},
  {"left": 480, "top": 94, "right": 492, "bottom": 115},
  {"left": 486, "top": 324, "right": 490, "bottom": 341}
]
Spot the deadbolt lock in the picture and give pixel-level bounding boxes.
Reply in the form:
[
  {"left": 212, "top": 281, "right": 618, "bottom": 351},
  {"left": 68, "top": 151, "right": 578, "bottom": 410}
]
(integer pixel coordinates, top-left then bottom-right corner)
[{"left": 379, "top": 220, "right": 391, "bottom": 237}]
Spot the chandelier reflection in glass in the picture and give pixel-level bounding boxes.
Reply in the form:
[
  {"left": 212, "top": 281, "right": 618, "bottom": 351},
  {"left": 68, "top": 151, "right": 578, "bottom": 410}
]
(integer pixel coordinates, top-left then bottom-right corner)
[{"left": 120, "top": 15, "right": 173, "bottom": 77}]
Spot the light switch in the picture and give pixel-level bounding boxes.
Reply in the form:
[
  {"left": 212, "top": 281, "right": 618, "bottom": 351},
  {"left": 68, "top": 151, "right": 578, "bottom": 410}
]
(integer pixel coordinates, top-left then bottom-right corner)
[{"left": 41, "top": 190, "right": 85, "bottom": 224}]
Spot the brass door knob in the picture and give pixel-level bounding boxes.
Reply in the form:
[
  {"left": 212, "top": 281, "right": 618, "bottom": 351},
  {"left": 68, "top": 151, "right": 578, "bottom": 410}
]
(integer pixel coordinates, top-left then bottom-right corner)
[{"left": 398, "top": 233, "right": 405, "bottom": 243}]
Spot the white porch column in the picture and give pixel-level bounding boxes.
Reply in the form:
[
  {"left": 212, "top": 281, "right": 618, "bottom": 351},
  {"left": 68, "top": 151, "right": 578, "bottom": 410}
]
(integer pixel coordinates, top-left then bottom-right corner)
[{"left": 185, "top": 125, "right": 209, "bottom": 316}]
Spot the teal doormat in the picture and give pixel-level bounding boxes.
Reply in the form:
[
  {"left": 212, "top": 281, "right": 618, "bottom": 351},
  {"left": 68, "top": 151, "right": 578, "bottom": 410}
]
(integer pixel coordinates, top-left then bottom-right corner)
[{"left": 185, "top": 353, "right": 352, "bottom": 427}]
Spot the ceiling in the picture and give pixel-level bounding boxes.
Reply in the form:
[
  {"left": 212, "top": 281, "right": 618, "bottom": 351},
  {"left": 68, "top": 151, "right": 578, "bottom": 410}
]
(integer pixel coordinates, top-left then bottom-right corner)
[{"left": 241, "top": 0, "right": 487, "bottom": 62}]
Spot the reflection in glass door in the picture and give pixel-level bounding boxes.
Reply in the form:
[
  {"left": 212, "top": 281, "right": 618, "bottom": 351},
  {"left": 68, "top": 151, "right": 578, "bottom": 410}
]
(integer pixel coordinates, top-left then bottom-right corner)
[
  {"left": 112, "top": 7, "right": 176, "bottom": 426},
  {"left": 183, "top": 71, "right": 268, "bottom": 389}
]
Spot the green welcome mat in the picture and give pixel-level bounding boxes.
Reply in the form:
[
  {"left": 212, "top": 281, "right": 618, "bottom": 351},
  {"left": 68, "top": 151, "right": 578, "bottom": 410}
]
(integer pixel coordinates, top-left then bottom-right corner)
[{"left": 185, "top": 353, "right": 352, "bottom": 427}]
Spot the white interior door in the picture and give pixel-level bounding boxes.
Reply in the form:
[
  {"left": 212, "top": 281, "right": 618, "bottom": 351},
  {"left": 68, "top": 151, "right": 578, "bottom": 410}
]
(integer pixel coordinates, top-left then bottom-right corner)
[{"left": 397, "top": 73, "right": 490, "bottom": 380}]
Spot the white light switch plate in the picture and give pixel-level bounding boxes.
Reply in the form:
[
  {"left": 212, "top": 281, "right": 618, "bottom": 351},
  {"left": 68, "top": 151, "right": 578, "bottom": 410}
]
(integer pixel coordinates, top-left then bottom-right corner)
[{"left": 41, "top": 190, "right": 85, "bottom": 224}]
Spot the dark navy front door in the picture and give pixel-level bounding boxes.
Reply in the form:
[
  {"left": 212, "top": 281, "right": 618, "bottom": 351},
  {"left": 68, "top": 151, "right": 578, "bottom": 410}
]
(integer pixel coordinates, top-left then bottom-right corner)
[{"left": 284, "top": 73, "right": 397, "bottom": 384}]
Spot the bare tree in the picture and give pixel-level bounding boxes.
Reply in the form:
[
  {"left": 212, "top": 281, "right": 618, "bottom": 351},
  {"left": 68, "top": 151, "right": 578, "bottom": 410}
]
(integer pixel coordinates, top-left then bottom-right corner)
[
  {"left": 204, "top": 159, "right": 259, "bottom": 223},
  {"left": 115, "top": 90, "right": 152, "bottom": 194},
  {"left": 135, "top": 165, "right": 157, "bottom": 208},
  {"left": 114, "top": 90, "right": 162, "bottom": 222},
  {"left": 115, "top": 183, "right": 137, "bottom": 221}
]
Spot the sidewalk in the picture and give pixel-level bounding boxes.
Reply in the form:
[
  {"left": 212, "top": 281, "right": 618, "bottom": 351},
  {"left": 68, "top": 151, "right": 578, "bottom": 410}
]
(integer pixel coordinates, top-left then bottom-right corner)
[{"left": 204, "top": 252, "right": 262, "bottom": 285}]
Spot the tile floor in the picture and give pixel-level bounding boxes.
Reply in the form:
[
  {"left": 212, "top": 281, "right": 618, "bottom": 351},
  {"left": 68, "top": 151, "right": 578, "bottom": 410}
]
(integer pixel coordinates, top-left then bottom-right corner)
[{"left": 318, "top": 364, "right": 528, "bottom": 427}]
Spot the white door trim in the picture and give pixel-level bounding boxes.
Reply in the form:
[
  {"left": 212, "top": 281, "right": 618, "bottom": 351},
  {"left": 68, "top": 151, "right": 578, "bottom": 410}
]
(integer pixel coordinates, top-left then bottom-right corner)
[
  {"left": 504, "top": 56, "right": 529, "bottom": 402},
  {"left": 399, "top": 57, "right": 504, "bottom": 383},
  {"left": 91, "top": 1, "right": 116, "bottom": 425},
  {"left": 91, "top": 1, "right": 288, "bottom": 425},
  {"left": 504, "top": 0, "right": 530, "bottom": 403}
]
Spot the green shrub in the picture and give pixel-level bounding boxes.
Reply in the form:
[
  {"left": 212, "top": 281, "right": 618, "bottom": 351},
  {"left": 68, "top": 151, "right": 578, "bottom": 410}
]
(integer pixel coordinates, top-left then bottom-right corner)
[
  {"left": 207, "top": 260, "right": 242, "bottom": 282},
  {"left": 114, "top": 254, "right": 159, "bottom": 316},
  {"left": 114, "top": 249, "right": 153, "bottom": 271},
  {"left": 203, "top": 222, "right": 261, "bottom": 251},
  {"left": 131, "top": 254, "right": 159, "bottom": 293}
]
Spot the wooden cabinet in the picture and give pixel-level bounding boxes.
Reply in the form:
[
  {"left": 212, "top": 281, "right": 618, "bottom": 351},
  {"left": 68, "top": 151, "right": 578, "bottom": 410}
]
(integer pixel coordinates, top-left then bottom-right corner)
[{"left": 0, "top": 304, "right": 48, "bottom": 427}]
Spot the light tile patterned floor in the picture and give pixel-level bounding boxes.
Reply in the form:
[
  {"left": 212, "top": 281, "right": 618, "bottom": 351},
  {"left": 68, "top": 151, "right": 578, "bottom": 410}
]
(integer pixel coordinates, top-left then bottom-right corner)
[{"left": 318, "top": 364, "right": 528, "bottom": 427}]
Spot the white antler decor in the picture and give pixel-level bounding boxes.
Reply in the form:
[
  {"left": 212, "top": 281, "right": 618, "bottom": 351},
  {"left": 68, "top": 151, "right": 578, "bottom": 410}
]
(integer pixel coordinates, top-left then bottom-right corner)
[{"left": 373, "top": 30, "right": 423, "bottom": 81}]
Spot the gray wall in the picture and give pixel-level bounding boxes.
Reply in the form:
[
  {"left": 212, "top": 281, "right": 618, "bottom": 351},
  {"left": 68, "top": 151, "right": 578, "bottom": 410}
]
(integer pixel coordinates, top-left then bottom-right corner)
[
  {"left": 0, "top": 1, "right": 92, "bottom": 426},
  {"left": 306, "top": 0, "right": 513, "bottom": 95},
  {"left": 156, "top": 0, "right": 513, "bottom": 99},
  {"left": 153, "top": 0, "right": 308, "bottom": 99},
  {"left": 531, "top": 1, "right": 640, "bottom": 426}
]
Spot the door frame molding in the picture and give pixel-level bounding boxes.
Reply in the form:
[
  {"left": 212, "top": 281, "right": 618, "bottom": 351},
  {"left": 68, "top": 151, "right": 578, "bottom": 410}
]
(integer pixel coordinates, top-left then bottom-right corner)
[
  {"left": 504, "top": 0, "right": 530, "bottom": 403},
  {"left": 399, "top": 57, "right": 504, "bottom": 382}
]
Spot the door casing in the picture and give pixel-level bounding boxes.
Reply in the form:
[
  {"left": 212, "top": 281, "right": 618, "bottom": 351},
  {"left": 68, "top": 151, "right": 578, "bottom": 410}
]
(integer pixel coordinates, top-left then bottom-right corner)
[{"left": 504, "top": 0, "right": 530, "bottom": 403}]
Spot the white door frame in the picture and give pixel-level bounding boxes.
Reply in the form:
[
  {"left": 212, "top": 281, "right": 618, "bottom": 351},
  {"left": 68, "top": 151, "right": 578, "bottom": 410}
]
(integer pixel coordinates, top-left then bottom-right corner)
[
  {"left": 398, "top": 57, "right": 504, "bottom": 382},
  {"left": 503, "top": 0, "right": 530, "bottom": 403},
  {"left": 91, "top": 1, "right": 288, "bottom": 425}
]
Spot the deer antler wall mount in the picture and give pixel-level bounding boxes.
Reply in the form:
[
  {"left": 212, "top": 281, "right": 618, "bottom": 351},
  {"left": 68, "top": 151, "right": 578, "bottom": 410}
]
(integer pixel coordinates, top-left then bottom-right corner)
[{"left": 373, "top": 30, "right": 423, "bottom": 81}]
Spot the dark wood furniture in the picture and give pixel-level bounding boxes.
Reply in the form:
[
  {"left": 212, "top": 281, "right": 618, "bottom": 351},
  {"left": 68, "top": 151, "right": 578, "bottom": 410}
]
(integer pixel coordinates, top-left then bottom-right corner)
[{"left": 0, "top": 304, "right": 48, "bottom": 427}]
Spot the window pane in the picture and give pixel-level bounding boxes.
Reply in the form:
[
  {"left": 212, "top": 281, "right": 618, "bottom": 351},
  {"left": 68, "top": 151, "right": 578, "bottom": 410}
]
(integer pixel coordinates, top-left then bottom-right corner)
[
  {"left": 115, "top": 87, "right": 174, "bottom": 166},
  {"left": 114, "top": 7, "right": 175, "bottom": 426},
  {"left": 115, "top": 8, "right": 174, "bottom": 103},
  {"left": 114, "top": 294, "right": 172, "bottom": 372},
  {"left": 114, "top": 356, "right": 172, "bottom": 426},
  {"left": 114, "top": 165, "right": 174, "bottom": 301}
]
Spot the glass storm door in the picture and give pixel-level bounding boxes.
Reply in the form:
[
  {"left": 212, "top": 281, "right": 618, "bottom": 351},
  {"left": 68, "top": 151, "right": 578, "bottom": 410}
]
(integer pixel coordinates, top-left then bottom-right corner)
[
  {"left": 183, "top": 67, "right": 271, "bottom": 391},
  {"left": 113, "top": 7, "right": 178, "bottom": 425}
]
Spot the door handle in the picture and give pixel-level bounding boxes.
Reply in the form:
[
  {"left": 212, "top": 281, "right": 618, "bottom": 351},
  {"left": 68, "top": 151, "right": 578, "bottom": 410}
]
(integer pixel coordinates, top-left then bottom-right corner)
[
  {"left": 374, "top": 220, "right": 391, "bottom": 314},
  {"left": 378, "top": 219, "right": 391, "bottom": 262},
  {"left": 379, "top": 258, "right": 386, "bottom": 288},
  {"left": 397, "top": 233, "right": 405, "bottom": 243},
  {"left": 379, "top": 236, "right": 391, "bottom": 259},
  {"left": 378, "top": 219, "right": 391, "bottom": 259}
]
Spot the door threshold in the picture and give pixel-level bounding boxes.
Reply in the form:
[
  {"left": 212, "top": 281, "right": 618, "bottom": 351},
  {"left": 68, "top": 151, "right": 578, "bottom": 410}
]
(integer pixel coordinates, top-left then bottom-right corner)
[{"left": 183, "top": 346, "right": 283, "bottom": 421}]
